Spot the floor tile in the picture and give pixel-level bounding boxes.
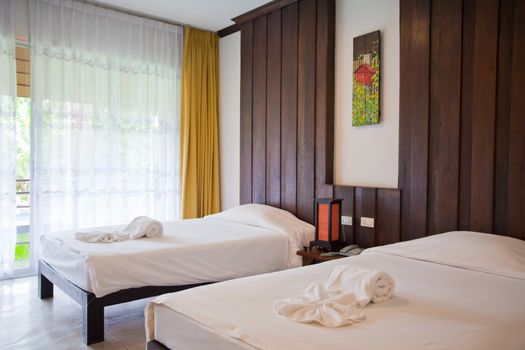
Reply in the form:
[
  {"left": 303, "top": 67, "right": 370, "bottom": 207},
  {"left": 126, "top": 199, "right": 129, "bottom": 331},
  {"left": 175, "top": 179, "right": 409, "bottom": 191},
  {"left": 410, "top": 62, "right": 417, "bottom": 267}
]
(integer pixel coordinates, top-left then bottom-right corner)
[{"left": 0, "top": 277, "right": 149, "bottom": 350}]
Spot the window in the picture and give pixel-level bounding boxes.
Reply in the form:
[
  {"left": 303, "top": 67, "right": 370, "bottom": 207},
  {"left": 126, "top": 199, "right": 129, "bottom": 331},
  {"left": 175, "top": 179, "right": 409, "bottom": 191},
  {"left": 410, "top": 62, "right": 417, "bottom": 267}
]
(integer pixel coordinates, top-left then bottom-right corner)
[{"left": 14, "top": 45, "right": 31, "bottom": 271}]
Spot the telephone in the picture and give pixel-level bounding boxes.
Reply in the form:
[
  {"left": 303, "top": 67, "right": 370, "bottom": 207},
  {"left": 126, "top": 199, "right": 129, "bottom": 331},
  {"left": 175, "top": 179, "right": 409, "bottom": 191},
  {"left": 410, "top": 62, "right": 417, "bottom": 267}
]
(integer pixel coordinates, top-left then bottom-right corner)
[{"left": 321, "top": 244, "right": 364, "bottom": 257}]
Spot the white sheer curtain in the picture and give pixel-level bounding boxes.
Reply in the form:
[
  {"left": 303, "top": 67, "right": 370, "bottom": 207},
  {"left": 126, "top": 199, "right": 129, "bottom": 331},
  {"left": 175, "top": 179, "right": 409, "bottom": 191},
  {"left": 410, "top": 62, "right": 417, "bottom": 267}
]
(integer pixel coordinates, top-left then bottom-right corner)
[
  {"left": 0, "top": 0, "right": 17, "bottom": 278},
  {"left": 29, "top": 0, "right": 183, "bottom": 264}
]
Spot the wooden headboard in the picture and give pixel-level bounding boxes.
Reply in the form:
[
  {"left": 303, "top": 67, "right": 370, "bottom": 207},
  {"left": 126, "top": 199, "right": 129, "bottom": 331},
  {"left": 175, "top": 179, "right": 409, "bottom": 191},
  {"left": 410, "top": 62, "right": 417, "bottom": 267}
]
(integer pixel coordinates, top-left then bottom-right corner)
[
  {"left": 234, "top": 0, "right": 401, "bottom": 248},
  {"left": 399, "top": 0, "right": 525, "bottom": 241}
]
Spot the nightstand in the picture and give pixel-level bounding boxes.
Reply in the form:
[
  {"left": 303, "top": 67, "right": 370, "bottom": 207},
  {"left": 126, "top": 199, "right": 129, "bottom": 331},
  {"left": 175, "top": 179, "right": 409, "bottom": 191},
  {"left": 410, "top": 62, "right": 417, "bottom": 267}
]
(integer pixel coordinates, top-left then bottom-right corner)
[{"left": 296, "top": 247, "right": 346, "bottom": 266}]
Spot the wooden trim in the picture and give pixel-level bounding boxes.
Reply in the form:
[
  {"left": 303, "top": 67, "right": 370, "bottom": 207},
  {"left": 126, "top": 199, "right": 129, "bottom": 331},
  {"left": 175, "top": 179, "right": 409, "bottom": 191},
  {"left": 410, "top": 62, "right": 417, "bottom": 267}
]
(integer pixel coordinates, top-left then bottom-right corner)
[
  {"left": 39, "top": 260, "right": 213, "bottom": 345},
  {"left": 232, "top": 0, "right": 299, "bottom": 25},
  {"left": 217, "top": 23, "right": 239, "bottom": 38}
]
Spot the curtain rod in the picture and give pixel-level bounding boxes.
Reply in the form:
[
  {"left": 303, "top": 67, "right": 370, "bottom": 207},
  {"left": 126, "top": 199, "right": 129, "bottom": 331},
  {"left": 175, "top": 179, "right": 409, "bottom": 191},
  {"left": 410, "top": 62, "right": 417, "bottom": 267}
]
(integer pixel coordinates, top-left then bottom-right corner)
[{"left": 73, "top": 0, "right": 209, "bottom": 32}]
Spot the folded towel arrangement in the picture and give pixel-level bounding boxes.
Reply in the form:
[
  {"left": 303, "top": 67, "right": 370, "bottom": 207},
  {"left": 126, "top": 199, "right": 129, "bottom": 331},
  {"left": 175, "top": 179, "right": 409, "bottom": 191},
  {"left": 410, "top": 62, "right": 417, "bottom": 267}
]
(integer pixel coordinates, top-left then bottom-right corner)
[
  {"left": 325, "top": 265, "right": 395, "bottom": 306},
  {"left": 74, "top": 231, "right": 129, "bottom": 243},
  {"left": 122, "top": 216, "right": 164, "bottom": 239},
  {"left": 74, "top": 216, "right": 163, "bottom": 243},
  {"left": 274, "top": 265, "right": 395, "bottom": 327}
]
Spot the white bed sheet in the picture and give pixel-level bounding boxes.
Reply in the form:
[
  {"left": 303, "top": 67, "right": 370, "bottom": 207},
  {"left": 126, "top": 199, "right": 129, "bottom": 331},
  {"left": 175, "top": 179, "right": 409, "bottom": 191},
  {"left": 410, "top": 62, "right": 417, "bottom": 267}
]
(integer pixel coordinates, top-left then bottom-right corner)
[
  {"left": 154, "top": 303, "right": 255, "bottom": 350},
  {"left": 148, "top": 251, "right": 525, "bottom": 350},
  {"left": 41, "top": 218, "right": 296, "bottom": 297}
]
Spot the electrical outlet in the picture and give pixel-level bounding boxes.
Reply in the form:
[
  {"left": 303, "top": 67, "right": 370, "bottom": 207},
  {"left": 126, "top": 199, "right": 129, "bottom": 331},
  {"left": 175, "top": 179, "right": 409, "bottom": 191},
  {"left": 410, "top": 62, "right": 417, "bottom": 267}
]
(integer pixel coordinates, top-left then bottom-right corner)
[
  {"left": 341, "top": 216, "right": 352, "bottom": 226},
  {"left": 360, "top": 217, "right": 375, "bottom": 228}
]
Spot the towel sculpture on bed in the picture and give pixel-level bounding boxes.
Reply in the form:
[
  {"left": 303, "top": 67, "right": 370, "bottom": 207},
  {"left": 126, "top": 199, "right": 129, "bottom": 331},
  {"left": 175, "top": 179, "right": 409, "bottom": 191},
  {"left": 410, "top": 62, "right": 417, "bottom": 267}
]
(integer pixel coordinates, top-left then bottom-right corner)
[
  {"left": 274, "top": 265, "right": 395, "bottom": 327},
  {"left": 74, "top": 216, "right": 164, "bottom": 243}
]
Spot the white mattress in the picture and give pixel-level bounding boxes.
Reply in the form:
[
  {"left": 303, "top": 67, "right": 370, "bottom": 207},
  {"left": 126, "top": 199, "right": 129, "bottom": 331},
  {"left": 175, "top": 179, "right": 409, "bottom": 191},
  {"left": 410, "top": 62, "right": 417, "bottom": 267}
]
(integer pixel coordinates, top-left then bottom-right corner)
[
  {"left": 148, "top": 232, "right": 525, "bottom": 350},
  {"left": 41, "top": 210, "right": 312, "bottom": 297}
]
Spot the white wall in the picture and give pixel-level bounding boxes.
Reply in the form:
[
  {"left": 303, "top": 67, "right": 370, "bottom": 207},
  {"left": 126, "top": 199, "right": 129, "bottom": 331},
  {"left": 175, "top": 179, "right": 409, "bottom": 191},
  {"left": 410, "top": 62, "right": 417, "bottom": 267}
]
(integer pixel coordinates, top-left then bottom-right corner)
[
  {"left": 334, "top": 0, "right": 399, "bottom": 188},
  {"left": 219, "top": 32, "right": 241, "bottom": 210}
]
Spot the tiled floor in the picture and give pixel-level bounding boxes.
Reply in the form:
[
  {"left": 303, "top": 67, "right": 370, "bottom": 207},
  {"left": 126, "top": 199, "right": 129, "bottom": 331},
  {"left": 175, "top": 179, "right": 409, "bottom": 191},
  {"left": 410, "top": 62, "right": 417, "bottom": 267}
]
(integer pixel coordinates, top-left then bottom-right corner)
[{"left": 0, "top": 276, "right": 149, "bottom": 350}]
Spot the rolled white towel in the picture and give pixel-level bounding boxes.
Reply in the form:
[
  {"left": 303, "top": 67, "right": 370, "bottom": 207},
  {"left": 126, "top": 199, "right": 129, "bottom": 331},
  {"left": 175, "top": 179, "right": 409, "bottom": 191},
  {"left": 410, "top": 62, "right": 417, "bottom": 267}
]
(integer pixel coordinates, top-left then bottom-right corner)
[
  {"left": 325, "top": 265, "right": 395, "bottom": 306},
  {"left": 74, "top": 231, "right": 128, "bottom": 243},
  {"left": 274, "top": 265, "right": 395, "bottom": 327},
  {"left": 274, "top": 283, "right": 365, "bottom": 327},
  {"left": 122, "top": 216, "right": 163, "bottom": 239}
]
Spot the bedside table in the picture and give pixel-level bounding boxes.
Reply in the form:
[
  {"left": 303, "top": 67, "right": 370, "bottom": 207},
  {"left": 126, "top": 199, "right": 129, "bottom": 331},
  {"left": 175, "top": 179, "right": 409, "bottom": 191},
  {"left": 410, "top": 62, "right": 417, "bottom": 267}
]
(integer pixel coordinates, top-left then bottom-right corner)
[{"left": 296, "top": 247, "right": 346, "bottom": 266}]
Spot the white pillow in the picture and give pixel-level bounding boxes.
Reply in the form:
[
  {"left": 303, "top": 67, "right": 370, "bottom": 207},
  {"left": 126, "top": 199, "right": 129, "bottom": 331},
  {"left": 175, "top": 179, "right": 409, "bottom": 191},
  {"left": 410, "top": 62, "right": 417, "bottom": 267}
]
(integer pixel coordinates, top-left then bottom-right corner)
[
  {"left": 207, "top": 204, "right": 315, "bottom": 267},
  {"left": 365, "top": 231, "right": 525, "bottom": 280}
]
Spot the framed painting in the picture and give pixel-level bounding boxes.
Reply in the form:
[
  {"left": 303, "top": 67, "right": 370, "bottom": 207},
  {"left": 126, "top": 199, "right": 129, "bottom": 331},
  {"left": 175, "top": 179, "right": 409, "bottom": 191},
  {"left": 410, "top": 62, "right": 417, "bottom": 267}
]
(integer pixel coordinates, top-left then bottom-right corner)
[{"left": 352, "top": 30, "right": 380, "bottom": 126}]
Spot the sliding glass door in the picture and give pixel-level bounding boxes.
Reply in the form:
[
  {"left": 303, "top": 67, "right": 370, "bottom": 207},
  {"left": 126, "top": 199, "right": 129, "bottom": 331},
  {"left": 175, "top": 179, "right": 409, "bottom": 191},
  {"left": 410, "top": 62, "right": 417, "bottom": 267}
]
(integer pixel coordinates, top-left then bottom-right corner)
[{"left": 14, "top": 96, "right": 31, "bottom": 273}]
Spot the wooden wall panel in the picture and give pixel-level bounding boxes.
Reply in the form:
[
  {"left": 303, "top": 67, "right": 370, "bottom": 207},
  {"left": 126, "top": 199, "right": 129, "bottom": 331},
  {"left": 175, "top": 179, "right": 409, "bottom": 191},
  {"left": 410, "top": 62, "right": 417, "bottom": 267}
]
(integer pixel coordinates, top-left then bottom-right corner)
[
  {"left": 251, "top": 16, "right": 267, "bottom": 204},
  {"left": 507, "top": 0, "right": 525, "bottom": 240},
  {"left": 493, "top": 0, "right": 515, "bottom": 235},
  {"left": 399, "top": 0, "right": 430, "bottom": 241},
  {"left": 296, "top": 0, "right": 317, "bottom": 223},
  {"left": 266, "top": 10, "right": 282, "bottom": 207},
  {"left": 239, "top": 22, "right": 253, "bottom": 205},
  {"left": 354, "top": 188, "right": 376, "bottom": 248},
  {"left": 400, "top": 0, "right": 524, "bottom": 239},
  {"left": 334, "top": 186, "right": 354, "bottom": 244},
  {"left": 280, "top": 3, "right": 299, "bottom": 215},
  {"left": 468, "top": 0, "right": 499, "bottom": 233},
  {"left": 458, "top": 0, "right": 476, "bottom": 231},
  {"left": 376, "top": 189, "right": 401, "bottom": 245},
  {"left": 427, "top": 0, "right": 461, "bottom": 235},
  {"left": 315, "top": 0, "right": 335, "bottom": 199}
]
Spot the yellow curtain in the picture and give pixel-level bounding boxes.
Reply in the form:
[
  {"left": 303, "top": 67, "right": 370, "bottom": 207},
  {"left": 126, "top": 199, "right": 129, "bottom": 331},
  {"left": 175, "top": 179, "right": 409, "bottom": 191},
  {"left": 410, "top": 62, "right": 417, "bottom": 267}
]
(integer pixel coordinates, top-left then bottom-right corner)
[{"left": 180, "top": 27, "right": 221, "bottom": 218}]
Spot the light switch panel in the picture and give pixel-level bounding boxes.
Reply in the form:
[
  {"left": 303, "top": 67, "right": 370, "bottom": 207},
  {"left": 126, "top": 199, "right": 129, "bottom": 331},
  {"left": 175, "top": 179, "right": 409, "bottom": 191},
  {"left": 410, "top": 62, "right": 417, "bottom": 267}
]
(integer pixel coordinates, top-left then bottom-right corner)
[
  {"left": 360, "top": 217, "right": 375, "bottom": 228},
  {"left": 341, "top": 216, "right": 352, "bottom": 226}
]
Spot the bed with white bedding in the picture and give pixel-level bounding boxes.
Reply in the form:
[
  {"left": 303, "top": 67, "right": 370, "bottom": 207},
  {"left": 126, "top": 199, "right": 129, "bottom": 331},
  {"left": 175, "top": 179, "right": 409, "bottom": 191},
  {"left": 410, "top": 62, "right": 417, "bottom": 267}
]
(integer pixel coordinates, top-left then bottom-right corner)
[
  {"left": 38, "top": 204, "right": 314, "bottom": 344},
  {"left": 146, "top": 231, "right": 525, "bottom": 350}
]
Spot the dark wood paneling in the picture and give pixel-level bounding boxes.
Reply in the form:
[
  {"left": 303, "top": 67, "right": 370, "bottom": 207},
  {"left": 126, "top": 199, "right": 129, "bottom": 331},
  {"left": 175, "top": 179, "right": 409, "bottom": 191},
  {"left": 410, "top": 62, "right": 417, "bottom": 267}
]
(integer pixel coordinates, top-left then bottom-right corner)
[
  {"left": 468, "top": 0, "right": 499, "bottom": 233},
  {"left": 399, "top": 0, "right": 430, "bottom": 240},
  {"left": 266, "top": 10, "right": 282, "bottom": 207},
  {"left": 459, "top": 0, "right": 475, "bottom": 230},
  {"left": 427, "top": 0, "right": 462, "bottom": 234},
  {"left": 296, "top": 0, "right": 317, "bottom": 223},
  {"left": 401, "top": 0, "right": 524, "bottom": 239},
  {"left": 376, "top": 189, "right": 401, "bottom": 245},
  {"left": 354, "top": 188, "right": 376, "bottom": 248},
  {"left": 493, "top": 0, "right": 515, "bottom": 235},
  {"left": 233, "top": 0, "right": 299, "bottom": 25},
  {"left": 280, "top": 3, "right": 299, "bottom": 215},
  {"left": 507, "top": 0, "right": 525, "bottom": 240},
  {"left": 252, "top": 16, "right": 267, "bottom": 204},
  {"left": 239, "top": 22, "right": 253, "bottom": 205},
  {"left": 334, "top": 185, "right": 354, "bottom": 243},
  {"left": 315, "top": 0, "right": 335, "bottom": 199}
]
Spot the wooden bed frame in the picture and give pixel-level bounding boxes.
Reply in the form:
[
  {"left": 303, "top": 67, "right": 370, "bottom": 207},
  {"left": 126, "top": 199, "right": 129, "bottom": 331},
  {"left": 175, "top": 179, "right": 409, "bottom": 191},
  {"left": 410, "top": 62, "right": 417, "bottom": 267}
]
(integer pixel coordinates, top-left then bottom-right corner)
[
  {"left": 38, "top": 260, "right": 211, "bottom": 345},
  {"left": 147, "top": 340, "right": 170, "bottom": 350}
]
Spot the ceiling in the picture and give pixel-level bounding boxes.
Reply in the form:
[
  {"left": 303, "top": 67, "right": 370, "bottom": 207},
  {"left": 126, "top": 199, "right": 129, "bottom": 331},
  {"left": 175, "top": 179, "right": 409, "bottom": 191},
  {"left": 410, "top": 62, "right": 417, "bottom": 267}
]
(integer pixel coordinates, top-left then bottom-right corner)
[{"left": 94, "top": 0, "right": 272, "bottom": 32}]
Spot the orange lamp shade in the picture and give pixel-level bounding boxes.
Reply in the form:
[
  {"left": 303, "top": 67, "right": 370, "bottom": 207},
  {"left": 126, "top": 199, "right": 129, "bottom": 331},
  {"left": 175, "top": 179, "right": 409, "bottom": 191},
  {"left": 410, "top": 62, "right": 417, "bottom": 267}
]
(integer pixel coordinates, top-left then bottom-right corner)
[
  {"left": 311, "top": 198, "right": 344, "bottom": 251},
  {"left": 318, "top": 203, "right": 340, "bottom": 241}
]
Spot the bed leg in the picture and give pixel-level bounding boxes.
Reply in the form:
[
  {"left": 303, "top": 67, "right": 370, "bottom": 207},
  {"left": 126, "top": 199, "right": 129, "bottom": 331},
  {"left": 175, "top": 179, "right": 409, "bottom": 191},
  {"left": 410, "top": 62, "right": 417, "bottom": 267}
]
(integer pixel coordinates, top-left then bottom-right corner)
[
  {"left": 38, "top": 269, "right": 54, "bottom": 299},
  {"left": 82, "top": 294, "right": 105, "bottom": 345}
]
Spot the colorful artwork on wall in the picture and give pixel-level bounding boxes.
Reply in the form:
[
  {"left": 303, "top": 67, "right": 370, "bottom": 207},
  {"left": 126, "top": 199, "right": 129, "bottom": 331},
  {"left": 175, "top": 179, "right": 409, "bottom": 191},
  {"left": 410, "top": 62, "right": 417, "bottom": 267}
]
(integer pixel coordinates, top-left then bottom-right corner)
[{"left": 352, "top": 30, "right": 380, "bottom": 126}]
